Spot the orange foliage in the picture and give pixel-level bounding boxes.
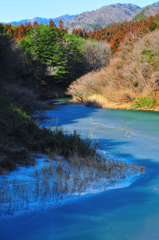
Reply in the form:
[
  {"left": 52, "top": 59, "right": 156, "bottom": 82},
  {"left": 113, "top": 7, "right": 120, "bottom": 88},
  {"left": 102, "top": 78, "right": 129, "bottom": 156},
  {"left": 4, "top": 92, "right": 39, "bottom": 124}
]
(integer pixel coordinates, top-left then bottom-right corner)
[
  {"left": 58, "top": 18, "right": 64, "bottom": 31},
  {"left": 18, "top": 23, "right": 26, "bottom": 40},
  {"left": 72, "top": 28, "right": 88, "bottom": 39},
  {"left": 33, "top": 21, "right": 38, "bottom": 28},
  {"left": 13, "top": 27, "right": 19, "bottom": 42},
  {"left": 2, "top": 13, "right": 159, "bottom": 52},
  {"left": 72, "top": 13, "right": 159, "bottom": 53},
  {"left": 25, "top": 22, "right": 32, "bottom": 34},
  {"left": 49, "top": 19, "right": 56, "bottom": 28}
]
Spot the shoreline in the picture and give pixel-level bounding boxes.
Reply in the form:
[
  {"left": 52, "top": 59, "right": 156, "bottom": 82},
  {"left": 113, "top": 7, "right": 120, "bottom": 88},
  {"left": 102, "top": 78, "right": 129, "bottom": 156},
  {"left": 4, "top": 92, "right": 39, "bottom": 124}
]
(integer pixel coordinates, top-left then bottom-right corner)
[{"left": 50, "top": 99, "right": 159, "bottom": 112}]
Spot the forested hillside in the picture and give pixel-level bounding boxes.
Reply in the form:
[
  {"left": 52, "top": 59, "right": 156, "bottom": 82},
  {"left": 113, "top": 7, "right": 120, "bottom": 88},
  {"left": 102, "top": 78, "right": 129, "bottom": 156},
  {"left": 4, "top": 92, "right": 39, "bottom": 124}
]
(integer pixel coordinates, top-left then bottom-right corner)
[
  {"left": 1, "top": 12, "right": 159, "bottom": 103},
  {"left": 71, "top": 13, "right": 159, "bottom": 53},
  {"left": 67, "top": 29, "right": 159, "bottom": 110},
  {"left": 0, "top": 19, "right": 110, "bottom": 98},
  {"left": 133, "top": 5, "right": 159, "bottom": 21}
]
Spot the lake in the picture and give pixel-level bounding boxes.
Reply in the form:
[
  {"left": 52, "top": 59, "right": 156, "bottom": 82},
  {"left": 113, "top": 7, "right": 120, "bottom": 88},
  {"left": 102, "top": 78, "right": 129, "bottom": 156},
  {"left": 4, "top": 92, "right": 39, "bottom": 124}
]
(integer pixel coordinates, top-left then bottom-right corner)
[{"left": 1, "top": 104, "right": 159, "bottom": 240}]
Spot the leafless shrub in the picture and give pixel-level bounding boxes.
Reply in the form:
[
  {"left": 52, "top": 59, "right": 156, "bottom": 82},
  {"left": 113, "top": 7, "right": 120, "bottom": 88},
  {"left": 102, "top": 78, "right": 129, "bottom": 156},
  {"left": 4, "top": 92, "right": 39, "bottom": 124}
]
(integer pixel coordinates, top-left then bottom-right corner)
[
  {"left": 67, "top": 68, "right": 108, "bottom": 102},
  {"left": 83, "top": 41, "right": 110, "bottom": 71}
]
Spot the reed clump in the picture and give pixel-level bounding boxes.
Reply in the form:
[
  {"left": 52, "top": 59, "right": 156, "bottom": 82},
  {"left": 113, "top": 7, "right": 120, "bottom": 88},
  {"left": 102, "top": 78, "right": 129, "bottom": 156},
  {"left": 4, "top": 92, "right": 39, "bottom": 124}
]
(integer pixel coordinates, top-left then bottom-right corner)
[{"left": 0, "top": 155, "right": 144, "bottom": 216}]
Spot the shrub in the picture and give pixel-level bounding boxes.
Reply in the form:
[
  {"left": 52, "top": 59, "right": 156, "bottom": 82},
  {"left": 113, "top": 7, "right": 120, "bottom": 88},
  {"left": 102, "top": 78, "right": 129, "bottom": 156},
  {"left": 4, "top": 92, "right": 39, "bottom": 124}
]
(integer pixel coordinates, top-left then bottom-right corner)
[
  {"left": 132, "top": 96, "right": 158, "bottom": 108},
  {"left": 83, "top": 41, "right": 110, "bottom": 72}
]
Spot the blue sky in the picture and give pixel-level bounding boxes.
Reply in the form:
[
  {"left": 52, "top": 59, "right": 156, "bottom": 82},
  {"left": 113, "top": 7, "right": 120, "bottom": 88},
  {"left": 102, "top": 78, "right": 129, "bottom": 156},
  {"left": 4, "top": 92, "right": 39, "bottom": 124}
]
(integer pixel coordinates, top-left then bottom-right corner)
[{"left": 1, "top": 0, "right": 157, "bottom": 23}]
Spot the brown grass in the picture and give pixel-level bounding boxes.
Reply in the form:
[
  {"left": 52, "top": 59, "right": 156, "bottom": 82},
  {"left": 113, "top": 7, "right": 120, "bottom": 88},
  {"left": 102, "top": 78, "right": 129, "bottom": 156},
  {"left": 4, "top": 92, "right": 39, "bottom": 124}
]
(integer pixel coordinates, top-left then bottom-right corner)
[{"left": 0, "top": 154, "right": 145, "bottom": 216}]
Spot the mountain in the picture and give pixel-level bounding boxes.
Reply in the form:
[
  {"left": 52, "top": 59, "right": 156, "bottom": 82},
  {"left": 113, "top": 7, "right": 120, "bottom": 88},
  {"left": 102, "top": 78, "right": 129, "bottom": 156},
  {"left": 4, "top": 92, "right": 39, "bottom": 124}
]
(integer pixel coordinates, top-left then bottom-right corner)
[
  {"left": 133, "top": 5, "right": 159, "bottom": 21},
  {"left": 152, "top": 1, "right": 159, "bottom": 7},
  {"left": 4, "top": 2, "right": 159, "bottom": 31},
  {"left": 65, "top": 3, "right": 142, "bottom": 32},
  {"left": 5, "top": 14, "right": 76, "bottom": 26}
]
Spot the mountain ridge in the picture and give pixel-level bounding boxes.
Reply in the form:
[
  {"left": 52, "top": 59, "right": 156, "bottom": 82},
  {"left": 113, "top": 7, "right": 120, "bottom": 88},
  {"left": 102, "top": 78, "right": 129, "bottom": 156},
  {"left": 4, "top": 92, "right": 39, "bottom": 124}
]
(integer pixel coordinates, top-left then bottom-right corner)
[
  {"left": 4, "top": 14, "right": 76, "bottom": 27},
  {"left": 3, "top": 1, "right": 159, "bottom": 31},
  {"left": 134, "top": 5, "right": 159, "bottom": 20},
  {"left": 65, "top": 3, "right": 142, "bottom": 32},
  {"left": 152, "top": 1, "right": 159, "bottom": 7}
]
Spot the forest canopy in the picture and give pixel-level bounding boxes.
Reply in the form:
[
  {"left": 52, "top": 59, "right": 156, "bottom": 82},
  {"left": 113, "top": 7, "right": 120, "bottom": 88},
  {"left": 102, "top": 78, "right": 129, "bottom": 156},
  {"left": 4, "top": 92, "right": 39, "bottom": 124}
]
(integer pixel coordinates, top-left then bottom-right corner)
[{"left": 20, "top": 25, "right": 84, "bottom": 86}]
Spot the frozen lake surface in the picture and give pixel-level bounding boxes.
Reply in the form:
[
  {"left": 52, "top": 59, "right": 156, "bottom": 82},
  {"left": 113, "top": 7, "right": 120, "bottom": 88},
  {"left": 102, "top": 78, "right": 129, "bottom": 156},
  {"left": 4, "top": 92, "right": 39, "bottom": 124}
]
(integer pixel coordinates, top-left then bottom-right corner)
[{"left": 1, "top": 105, "right": 159, "bottom": 240}]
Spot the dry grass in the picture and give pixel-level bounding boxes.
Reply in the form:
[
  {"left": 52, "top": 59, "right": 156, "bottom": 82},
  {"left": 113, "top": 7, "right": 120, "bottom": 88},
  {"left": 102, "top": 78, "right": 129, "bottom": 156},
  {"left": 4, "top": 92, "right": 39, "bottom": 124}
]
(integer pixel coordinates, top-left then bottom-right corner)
[
  {"left": 0, "top": 154, "right": 145, "bottom": 216},
  {"left": 83, "top": 94, "right": 132, "bottom": 109}
]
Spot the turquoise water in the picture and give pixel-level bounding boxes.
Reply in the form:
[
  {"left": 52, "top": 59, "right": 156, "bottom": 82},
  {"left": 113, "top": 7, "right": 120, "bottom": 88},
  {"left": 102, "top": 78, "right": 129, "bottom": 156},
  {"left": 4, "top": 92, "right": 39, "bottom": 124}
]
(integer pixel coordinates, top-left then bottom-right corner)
[{"left": 1, "top": 105, "right": 159, "bottom": 240}]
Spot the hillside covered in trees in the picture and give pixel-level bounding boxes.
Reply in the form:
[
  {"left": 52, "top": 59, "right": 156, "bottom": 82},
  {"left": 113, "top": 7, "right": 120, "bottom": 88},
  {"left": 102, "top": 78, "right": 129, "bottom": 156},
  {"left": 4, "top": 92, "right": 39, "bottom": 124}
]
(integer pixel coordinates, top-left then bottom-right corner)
[
  {"left": 133, "top": 5, "right": 159, "bottom": 21},
  {"left": 67, "top": 28, "right": 159, "bottom": 110},
  {"left": 71, "top": 13, "right": 159, "bottom": 53},
  {"left": 0, "top": 19, "right": 110, "bottom": 98}
]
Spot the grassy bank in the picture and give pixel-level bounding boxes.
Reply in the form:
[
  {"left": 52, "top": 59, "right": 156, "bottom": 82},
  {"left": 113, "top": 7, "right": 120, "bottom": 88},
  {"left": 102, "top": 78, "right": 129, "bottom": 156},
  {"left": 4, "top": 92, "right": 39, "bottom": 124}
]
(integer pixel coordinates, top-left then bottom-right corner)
[{"left": 0, "top": 96, "right": 100, "bottom": 173}]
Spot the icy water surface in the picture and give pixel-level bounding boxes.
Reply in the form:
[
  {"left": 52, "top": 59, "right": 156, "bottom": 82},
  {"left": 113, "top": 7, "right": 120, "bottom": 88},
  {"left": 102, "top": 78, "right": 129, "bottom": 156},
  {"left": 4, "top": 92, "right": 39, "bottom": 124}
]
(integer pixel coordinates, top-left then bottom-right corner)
[{"left": 1, "top": 105, "right": 159, "bottom": 240}]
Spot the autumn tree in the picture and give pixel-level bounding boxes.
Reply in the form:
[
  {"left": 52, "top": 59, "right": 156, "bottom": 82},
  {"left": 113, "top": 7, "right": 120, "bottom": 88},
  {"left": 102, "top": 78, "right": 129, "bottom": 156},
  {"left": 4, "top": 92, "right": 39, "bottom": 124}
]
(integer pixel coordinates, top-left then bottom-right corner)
[
  {"left": 147, "top": 16, "right": 158, "bottom": 32},
  {"left": 33, "top": 21, "right": 38, "bottom": 28},
  {"left": 13, "top": 27, "right": 19, "bottom": 41},
  {"left": 49, "top": 19, "right": 56, "bottom": 28},
  {"left": 18, "top": 23, "right": 26, "bottom": 40},
  {"left": 89, "top": 30, "right": 96, "bottom": 39},
  {"left": 25, "top": 22, "right": 32, "bottom": 34},
  {"left": 77, "top": 28, "right": 82, "bottom": 38},
  {"left": 58, "top": 18, "right": 64, "bottom": 31}
]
